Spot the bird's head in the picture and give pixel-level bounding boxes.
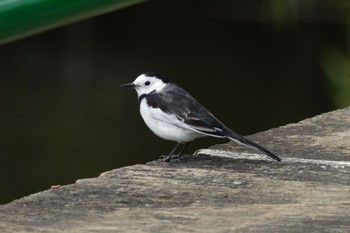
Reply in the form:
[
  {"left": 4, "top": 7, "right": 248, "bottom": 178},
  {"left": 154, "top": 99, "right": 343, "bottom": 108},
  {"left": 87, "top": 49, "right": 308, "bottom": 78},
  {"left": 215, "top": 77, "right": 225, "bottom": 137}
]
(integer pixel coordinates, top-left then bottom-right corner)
[{"left": 120, "top": 72, "right": 171, "bottom": 96}]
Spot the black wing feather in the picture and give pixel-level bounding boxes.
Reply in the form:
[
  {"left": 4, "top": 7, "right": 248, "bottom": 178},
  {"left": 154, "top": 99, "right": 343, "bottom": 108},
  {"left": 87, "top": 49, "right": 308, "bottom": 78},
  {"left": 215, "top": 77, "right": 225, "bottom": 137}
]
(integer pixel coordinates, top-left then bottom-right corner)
[{"left": 145, "top": 84, "right": 226, "bottom": 137}]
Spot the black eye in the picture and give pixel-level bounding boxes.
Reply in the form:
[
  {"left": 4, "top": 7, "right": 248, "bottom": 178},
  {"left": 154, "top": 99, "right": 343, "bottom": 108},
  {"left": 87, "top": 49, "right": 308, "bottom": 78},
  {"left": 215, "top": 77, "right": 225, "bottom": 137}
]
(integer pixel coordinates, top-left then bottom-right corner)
[{"left": 145, "top": 81, "right": 150, "bottom": 86}]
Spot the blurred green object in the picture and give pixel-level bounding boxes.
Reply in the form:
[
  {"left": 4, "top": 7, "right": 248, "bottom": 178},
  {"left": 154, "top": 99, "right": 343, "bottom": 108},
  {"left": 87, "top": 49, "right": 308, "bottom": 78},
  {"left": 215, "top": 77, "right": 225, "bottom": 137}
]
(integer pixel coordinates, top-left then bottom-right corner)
[
  {"left": 0, "top": 0, "right": 145, "bottom": 45},
  {"left": 321, "top": 47, "right": 350, "bottom": 108},
  {"left": 269, "top": 0, "right": 298, "bottom": 25}
]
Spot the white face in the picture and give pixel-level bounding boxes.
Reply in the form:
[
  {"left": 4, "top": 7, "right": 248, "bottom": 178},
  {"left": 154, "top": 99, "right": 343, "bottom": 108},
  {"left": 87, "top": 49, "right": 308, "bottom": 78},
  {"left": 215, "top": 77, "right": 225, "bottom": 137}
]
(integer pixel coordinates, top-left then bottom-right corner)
[{"left": 132, "top": 74, "right": 167, "bottom": 96}]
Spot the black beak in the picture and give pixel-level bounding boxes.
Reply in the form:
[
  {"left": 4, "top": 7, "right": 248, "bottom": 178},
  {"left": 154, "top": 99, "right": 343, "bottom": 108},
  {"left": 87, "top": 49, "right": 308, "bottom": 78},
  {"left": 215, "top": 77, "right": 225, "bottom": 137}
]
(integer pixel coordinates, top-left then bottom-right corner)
[{"left": 120, "top": 83, "right": 135, "bottom": 88}]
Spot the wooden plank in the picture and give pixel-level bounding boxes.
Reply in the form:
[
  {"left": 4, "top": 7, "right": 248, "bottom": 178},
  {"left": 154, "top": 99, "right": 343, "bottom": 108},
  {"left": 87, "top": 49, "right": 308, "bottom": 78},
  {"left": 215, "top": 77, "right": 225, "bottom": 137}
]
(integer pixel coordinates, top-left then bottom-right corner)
[{"left": 0, "top": 107, "right": 349, "bottom": 232}]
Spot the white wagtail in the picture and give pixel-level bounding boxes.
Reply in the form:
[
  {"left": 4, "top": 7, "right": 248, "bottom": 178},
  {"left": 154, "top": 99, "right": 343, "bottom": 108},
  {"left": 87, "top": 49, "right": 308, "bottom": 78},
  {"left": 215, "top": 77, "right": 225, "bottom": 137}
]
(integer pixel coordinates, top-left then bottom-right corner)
[{"left": 121, "top": 72, "right": 281, "bottom": 162}]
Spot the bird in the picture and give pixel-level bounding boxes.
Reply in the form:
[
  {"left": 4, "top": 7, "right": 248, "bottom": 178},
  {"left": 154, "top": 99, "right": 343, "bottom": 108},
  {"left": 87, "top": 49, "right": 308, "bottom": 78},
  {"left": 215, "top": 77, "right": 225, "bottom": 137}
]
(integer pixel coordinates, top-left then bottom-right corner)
[{"left": 120, "top": 72, "right": 281, "bottom": 162}]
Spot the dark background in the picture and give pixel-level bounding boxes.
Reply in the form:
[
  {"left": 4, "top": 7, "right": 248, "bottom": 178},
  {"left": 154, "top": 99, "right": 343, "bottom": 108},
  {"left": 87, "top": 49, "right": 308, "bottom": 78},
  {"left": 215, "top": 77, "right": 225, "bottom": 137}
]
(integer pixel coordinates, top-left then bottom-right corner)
[{"left": 1, "top": 0, "right": 349, "bottom": 204}]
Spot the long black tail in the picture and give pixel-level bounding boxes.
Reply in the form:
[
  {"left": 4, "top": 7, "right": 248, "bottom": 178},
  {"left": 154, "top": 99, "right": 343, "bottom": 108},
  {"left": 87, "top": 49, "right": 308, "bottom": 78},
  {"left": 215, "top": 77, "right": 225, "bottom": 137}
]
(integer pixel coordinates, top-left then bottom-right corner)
[{"left": 224, "top": 129, "right": 281, "bottom": 162}]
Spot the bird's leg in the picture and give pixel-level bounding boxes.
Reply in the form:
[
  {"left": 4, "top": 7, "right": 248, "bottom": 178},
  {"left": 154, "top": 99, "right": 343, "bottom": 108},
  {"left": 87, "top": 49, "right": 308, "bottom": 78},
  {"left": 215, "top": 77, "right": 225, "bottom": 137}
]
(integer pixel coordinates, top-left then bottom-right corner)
[
  {"left": 177, "top": 142, "right": 190, "bottom": 157},
  {"left": 159, "top": 142, "right": 190, "bottom": 162},
  {"left": 158, "top": 143, "right": 181, "bottom": 161},
  {"left": 170, "top": 143, "right": 182, "bottom": 156}
]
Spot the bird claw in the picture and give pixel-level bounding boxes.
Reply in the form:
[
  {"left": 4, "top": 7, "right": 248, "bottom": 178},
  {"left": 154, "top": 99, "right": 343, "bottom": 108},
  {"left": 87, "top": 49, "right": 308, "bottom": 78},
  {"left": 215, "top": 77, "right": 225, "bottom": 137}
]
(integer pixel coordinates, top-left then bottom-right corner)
[
  {"left": 158, "top": 154, "right": 167, "bottom": 160},
  {"left": 158, "top": 154, "right": 181, "bottom": 162}
]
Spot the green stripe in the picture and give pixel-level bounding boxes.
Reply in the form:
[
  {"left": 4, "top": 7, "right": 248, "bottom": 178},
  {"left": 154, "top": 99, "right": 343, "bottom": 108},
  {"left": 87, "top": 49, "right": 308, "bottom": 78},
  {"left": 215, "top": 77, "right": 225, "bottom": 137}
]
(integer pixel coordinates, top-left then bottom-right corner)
[{"left": 0, "top": 0, "right": 145, "bottom": 45}]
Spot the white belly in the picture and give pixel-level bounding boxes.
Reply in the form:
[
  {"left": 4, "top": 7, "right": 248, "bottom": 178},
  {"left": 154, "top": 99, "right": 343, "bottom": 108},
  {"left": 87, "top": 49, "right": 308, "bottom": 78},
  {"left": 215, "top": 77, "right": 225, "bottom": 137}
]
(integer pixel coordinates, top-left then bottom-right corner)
[{"left": 139, "top": 100, "right": 204, "bottom": 143}]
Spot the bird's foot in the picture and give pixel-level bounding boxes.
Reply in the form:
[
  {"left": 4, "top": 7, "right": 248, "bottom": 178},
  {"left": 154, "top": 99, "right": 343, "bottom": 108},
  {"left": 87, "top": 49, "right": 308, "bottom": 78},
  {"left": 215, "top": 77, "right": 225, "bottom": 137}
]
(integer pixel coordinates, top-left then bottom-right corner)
[{"left": 158, "top": 154, "right": 182, "bottom": 163}]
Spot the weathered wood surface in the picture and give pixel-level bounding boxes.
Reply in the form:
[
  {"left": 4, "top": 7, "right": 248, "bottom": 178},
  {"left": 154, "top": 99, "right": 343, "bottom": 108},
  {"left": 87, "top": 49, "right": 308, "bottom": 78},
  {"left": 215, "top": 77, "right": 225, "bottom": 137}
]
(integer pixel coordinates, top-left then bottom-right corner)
[{"left": 0, "top": 108, "right": 349, "bottom": 232}]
